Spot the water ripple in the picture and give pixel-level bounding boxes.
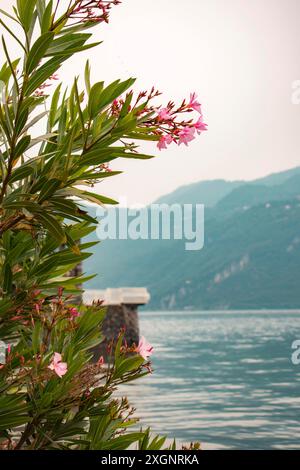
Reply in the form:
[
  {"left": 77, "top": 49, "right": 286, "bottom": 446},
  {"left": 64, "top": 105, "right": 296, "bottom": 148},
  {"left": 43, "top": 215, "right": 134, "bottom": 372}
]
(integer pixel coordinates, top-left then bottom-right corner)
[{"left": 119, "top": 311, "right": 300, "bottom": 449}]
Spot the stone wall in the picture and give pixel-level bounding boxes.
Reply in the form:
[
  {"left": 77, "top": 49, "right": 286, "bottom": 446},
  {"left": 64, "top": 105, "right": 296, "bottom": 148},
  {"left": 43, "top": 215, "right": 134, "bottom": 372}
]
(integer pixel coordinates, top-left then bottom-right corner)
[{"left": 92, "top": 304, "right": 140, "bottom": 362}]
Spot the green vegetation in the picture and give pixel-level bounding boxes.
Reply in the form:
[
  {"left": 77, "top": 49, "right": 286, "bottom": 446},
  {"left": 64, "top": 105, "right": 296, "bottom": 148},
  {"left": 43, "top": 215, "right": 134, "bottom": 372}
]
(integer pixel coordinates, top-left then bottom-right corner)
[{"left": 0, "top": 0, "right": 201, "bottom": 450}]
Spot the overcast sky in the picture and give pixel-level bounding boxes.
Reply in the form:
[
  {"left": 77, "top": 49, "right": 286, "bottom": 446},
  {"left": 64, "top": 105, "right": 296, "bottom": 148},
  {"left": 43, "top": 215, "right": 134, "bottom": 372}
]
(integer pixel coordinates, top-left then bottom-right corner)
[{"left": 4, "top": 0, "right": 300, "bottom": 204}]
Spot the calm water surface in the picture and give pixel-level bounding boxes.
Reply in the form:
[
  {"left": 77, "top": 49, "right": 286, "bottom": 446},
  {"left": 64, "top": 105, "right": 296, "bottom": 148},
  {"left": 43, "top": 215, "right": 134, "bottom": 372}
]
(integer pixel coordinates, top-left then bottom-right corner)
[{"left": 120, "top": 311, "right": 300, "bottom": 450}]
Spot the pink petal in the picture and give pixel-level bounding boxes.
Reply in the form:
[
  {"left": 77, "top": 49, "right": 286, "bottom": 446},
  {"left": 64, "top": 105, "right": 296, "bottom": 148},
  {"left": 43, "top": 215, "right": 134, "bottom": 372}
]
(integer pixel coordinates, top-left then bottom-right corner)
[
  {"left": 54, "top": 362, "right": 68, "bottom": 378},
  {"left": 158, "top": 108, "right": 173, "bottom": 121},
  {"left": 157, "top": 134, "right": 173, "bottom": 151},
  {"left": 137, "top": 336, "right": 154, "bottom": 360},
  {"left": 53, "top": 352, "right": 62, "bottom": 365},
  {"left": 48, "top": 353, "right": 68, "bottom": 378}
]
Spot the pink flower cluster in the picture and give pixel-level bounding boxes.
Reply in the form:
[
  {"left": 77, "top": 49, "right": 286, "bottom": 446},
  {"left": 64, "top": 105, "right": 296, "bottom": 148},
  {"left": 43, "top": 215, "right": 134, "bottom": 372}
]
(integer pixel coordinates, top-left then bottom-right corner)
[
  {"left": 34, "top": 74, "right": 59, "bottom": 97},
  {"left": 156, "top": 92, "right": 208, "bottom": 151},
  {"left": 71, "top": 0, "right": 121, "bottom": 23},
  {"left": 69, "top": 307, "right": 80, "bottom": 319},
  {"left": 108, "top": 88, "right": 207, "bottom": 151}
]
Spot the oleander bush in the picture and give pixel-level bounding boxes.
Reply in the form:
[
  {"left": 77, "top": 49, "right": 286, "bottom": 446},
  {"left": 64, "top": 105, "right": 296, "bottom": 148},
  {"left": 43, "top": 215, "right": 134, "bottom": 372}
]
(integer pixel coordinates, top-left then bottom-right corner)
[{"left": 0, "top": 0, "right": 205, "bottom": 450}]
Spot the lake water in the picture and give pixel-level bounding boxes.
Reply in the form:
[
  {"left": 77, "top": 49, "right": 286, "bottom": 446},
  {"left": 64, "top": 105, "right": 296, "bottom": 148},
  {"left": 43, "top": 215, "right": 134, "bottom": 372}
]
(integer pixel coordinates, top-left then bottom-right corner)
[{"left": 120, "top": 311, "right": 300, "bottom": 450}]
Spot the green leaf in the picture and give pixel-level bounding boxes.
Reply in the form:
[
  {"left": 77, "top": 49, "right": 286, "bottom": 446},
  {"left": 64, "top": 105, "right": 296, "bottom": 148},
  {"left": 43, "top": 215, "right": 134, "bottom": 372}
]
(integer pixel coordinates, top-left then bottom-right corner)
[
  {"left": 9, "top": 165, "right": 34, "bottom": 183},
  {"left": 13, "top": 135, "right": 31, "bottom": 161},
  {"left": 0, "top": 59, "right": 20, "bottom": 84},
  {"left": 47, "top": 41, "right": 101, "bottom": 57},
  {"left": 69, "top": 171, "right": 122, "bottom": 184},
  {"left": 45, "top": 250, "right": 92, "bottom": 268},
  {"left": 32, "top": 321, "right": 42, "bottom": 353},
  {"left": 85, "top": 60, "right": 91, "bottom": 94},
  {"left": 25, "top": 57, "right": 62, "bottom": 95},
  {"left": 101, "top": 432, "right": 145, "bottom": 450},
  {"left": 74, "top": 78, "right": 85, "bottom": 135},
  {"left": 35, "top": 212, "right": 66, "bottom": 244},
  {"left": 22, "top": 110, "right": 49, "bottom": 135},
  {"left": 0, "top": 299, "right": 12, "bottom": 317},
  {"left": 38, "top": 178, "right": 62, "bottom": 202},
  {"left": 47, "top": 198, "right": 82, "bottom": 220},
  {"left": 113, "top": 356, "right": 144, "bottom": 379},
  {"left": 26, "top": 32, "right": 54, "bottom": 73},
  {"left": 113, "top": 113, "right": 137, "bottom": 134},
  {"left": 15, "top": 107, "right": 29, "bottom": 135},
  {"left": 2, "top": 262, "right": 13, "bottom": 294},
  {"left": 46, "top": 33, "right": 92, "bottom": 55},
  {"left": 1, "top": 37, "right": 19, "bottom": 93},
  {"left": 125, "top": 131, "right": 159, "bottom": 142},
  {"left": 0, "top": 395, "right": 30, "bottom": 431},
  {"left": 49, "top": 83, "right": 62, "bottom": 128},
  {"left": 30, "top": 256, "right": 59, "bottom": 277},
  {"left": 42, "top": 273, "right": 96, "bottom": 289},
  {"left": 79, "top": 146, "right": 127, "bottom": 167},
  {"left": 41, "top": 0, "right": 53, "bottom": 33},
  {"left": 102, "top": 79, "right": 136, "bottom": 109},
  {"left": 3, "top": 200, "right": 40, "bottom": 211},
  {"left": 120, "top": 152, "right": 155, "bottom": 160},
  {"left": 0, "top": 18, "right": 26, "bottom": 53},
  {"left": 71, "top": 188, "right": 118, "bottom": 206},
  {"left": 119, "top": 92, "right": 133, "bottom": 118},
  {"left": 88, "top": 78, "right": 136, "bottom": 118},
  {"left": 88, "top": 82, "right": 104, "bottom": 118},
  {"left": 68, "top": 221, "right": 96, "bottom": 242},
  {"left": 17, "top": 0, "right": 38, "bottom": 31}
]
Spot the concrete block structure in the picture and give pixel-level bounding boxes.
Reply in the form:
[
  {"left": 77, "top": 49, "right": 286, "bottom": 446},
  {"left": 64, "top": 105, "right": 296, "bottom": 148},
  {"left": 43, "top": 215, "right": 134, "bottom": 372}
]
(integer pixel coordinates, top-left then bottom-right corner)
[{"left": 84, "top": 288, "right": 150, "bottom": 361}]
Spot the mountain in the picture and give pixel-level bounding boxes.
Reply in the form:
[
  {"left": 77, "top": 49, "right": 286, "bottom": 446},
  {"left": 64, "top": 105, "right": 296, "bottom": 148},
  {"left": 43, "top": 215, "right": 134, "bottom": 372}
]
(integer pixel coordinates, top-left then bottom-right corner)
[
  {"left": 84, "top": 166, "right": 300, "bottom": 310},
  {"left": 155, "top": 179, "right": 243, "bottom": 207},
  {"left": 216, "top": 174, "right": 300, "bottom": 213},
  {"left": 154, "top": 166, "right": 300, "bottom": 207},
  {"left": 254, "top": 166, "right": 300, "bottom": 186}
]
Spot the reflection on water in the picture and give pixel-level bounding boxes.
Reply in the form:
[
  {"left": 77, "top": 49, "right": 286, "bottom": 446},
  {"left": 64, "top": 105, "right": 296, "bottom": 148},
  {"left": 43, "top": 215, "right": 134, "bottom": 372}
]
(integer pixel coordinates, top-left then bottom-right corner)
[{"left": 119, "top": 311, "right": 300, "bottom": 450}]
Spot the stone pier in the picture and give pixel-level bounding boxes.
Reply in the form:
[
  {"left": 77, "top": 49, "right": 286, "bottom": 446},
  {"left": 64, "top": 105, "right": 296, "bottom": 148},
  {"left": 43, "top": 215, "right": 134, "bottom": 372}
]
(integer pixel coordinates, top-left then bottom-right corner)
[{"left": 84, "top": 288, "right": 150, "bottom": 361}]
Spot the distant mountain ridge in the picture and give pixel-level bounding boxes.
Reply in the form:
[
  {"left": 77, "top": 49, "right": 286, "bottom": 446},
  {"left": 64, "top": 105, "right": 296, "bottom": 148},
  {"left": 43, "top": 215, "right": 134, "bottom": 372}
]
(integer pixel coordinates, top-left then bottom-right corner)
[
  {"left": 255, "top": 166, "right": 300, "bottom": 186},
  {"left": 84, "top": 166, "right": 300, "bottom": 310},
  {"left": 155, "top": 180, "right": 243, "bottom": 207},
  {"left": 155, "top": 166, "right": 300, "bottom": 207},
  {"left": 217, "top": 174, "right": 300, "bottom": 213}
]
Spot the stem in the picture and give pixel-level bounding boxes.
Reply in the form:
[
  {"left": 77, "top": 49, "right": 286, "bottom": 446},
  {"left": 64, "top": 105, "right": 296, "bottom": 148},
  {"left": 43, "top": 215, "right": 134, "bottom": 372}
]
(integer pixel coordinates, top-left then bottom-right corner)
[
  {"left": 51, "top": 0, "right": 81, "bottom": 31},
  {"left": 0, "top": 214, "right": 25, "bottom": 236},
  {"left": 0, "top": 73, "right": 28, "bottom": 205},
  {"left": 15, "top": 419, "right": 37, "bottom": 450}
]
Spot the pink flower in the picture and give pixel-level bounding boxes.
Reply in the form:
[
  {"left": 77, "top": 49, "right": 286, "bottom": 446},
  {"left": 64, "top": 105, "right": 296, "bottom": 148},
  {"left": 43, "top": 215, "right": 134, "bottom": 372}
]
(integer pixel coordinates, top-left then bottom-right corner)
[
  {"left": 136, "top": 336, "right": 153, "bottom": 360},
  {"left": 7, "top": 344, "right": 11, "bottom": 354},
  {"left": 70, "top": 0, "right": 121, "bottom": 24},
  {"left": 48, "top": 353, "right": 68, "bottom": 378},
  {"left": 69, "top": 307, "right": 80, "bottom": 318},
  {"left": 188, "top": 92, "right": 202, "bottom": 113},
  {"left": 157, "top": 108, "right": 173, "bottom": 121},
  {"left": 178, "top": 127, "right": 196, "bottom": 146},
  {"left": 100, "top": 163, "right": 112, "bottom": 172},
  {"left": 157, "top": 134, "right": 173, "bottom": 150},
  {"left": 97, "top": 356, "right": 105, "bottom": 366},
  {"left": 194, "top": 117, "right": 208, "bottom": 134}
]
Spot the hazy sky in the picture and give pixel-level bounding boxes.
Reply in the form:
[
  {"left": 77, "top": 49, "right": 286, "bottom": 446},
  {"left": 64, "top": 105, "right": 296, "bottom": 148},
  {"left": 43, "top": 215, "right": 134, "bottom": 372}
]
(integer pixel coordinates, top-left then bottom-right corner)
[{"left": 4, "top": 0, "right": 300, "bottom": 204}]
